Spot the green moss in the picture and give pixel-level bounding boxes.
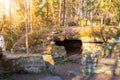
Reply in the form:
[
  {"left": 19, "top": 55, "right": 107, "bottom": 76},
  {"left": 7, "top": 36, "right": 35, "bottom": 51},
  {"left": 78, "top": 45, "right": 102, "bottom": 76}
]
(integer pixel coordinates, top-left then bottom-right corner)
[{"left": 83, "top": 70, "right": 95, "bottom": 75}]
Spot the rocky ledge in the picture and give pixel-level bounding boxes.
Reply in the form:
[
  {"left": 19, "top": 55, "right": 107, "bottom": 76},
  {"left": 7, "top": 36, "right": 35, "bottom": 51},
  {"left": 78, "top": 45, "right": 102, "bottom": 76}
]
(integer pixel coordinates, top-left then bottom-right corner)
[{"left": 0, "top": 54, "right": 55, "bottom": 74}]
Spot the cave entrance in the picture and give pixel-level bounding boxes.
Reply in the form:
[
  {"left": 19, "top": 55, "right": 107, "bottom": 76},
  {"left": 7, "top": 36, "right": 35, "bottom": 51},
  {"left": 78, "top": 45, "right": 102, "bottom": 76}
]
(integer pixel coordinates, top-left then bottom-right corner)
[{"left": 55, "top": 40, "right": 82, "bottom": 56}]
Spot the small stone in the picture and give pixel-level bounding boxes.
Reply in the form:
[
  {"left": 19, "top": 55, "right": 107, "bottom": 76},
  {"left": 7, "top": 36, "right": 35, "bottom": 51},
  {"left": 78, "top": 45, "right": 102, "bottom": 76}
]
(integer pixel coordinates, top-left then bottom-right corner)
[
  {"left": 39, "top": 76, "right": 62, "bottom": 80},
  {"left": 66, "top": 70, "right": 80, "bottom": 76}
]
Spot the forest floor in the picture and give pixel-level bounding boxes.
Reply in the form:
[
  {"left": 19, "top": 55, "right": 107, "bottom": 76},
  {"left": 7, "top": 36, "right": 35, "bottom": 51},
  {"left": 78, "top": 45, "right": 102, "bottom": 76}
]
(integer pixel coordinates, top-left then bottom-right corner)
[{"left": 5, "top": 54, "right": 120, "bottom": 80}]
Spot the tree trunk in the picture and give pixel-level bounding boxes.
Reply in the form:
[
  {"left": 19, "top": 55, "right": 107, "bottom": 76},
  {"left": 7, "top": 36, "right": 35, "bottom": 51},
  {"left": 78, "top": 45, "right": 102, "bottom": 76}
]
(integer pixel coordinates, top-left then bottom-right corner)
[
  {"left": 90, "top": 12, "right": 93, "bottom": 25},
  {"left": 101, "top": 16, "right": 104, "bottom": 25},
  {"left": 9, "top": 0, "right": 13, "bottom": 52},
  {"left": 79, "top": 0, "right": 84, "bottom": 19},
  {"left": 25, "top": 0, "right": 29, "bottom": 54},
  {"left": 59, "top": 0, "right": 62, "bottom": 26},
  {"left": 62, "top": 0, "right": 66, "bottom": 26},
  {"left": 50, "top": 0, "right": 55, "bottom": 20},
  {"left": 46, "top": 0, "right": 49, "bottom": 27}
]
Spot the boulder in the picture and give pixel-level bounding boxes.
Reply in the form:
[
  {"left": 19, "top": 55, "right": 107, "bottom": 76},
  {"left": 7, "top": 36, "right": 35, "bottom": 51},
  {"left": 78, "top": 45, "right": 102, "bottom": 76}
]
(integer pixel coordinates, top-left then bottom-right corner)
[
  {"left": 2, "top": 54, "right": 55, "bottom": 74},
  {"left": 51, "top": 45, "right": 66, "bottom": 60},
  {"left": 42, "top": 54, "right": 55, "bottom": 74}
]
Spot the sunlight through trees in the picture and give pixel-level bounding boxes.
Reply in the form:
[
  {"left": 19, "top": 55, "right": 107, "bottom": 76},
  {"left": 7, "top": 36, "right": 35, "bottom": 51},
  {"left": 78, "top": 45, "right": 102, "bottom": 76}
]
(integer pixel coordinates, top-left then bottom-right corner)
[{"left": 0, "top": 0, "right": 120, "bottom": 52}]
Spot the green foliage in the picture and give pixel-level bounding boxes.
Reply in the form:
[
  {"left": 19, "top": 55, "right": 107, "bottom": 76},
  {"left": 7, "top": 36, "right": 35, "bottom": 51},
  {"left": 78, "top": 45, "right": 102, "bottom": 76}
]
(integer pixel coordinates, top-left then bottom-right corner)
[
  {"left": 2, "top": 21, "right": 26, "bottom": 51},
  {"left": 1, "top": 0, "right": 120, "bottom": 52},
  {"left": 77, "top": 26, "right": 120, "bottom": 42},
  {"left": 78, "top": 18, "right": 87, "bottom": 26},
  {"left": 13, "top": 28, "right": 51, "bottom": 53}
]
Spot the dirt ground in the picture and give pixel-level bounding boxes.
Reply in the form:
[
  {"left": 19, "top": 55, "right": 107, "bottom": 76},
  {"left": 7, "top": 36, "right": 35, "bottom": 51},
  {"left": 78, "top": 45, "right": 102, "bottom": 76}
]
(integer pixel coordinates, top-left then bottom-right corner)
[{"left": 4, "top": 54, "right": 120, "bottom": 80}]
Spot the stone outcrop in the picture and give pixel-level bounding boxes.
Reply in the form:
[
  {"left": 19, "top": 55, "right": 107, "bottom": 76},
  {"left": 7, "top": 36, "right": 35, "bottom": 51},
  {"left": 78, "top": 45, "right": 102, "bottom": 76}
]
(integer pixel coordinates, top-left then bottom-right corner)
[
  {"left": 1, "top": 26, "right": 120, "bottom": 75},
  {"left": 49, "top": 26, "right": 120, "bottom": 42},
  {"left": 50, "top": 27, "right": 120, "bottom": 75},
  {"left": 94, "top": 64, "right": 120, "bottom": 75},
  {"left": 81, "top": 52, "right": 120, "bottom": 75},
  {"left": 45, "top": 26, "right": 120, "bottom": 58},
  {"left": 13, "top": 26, "right": 120, "bottom": 59},
  {"left": 1, "top": 54, "right": 55, "bottom": 74},
  {"left": 51, "top": 45, "right": 67, "bottom": 60},
  {"left": 99, "top": 58, "right": 120, "bottom": 67}
]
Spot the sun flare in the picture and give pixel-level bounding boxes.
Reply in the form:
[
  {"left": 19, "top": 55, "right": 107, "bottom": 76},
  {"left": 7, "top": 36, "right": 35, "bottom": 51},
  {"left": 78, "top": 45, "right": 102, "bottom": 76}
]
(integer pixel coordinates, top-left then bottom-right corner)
[
  {"left": 5, "top": 0, "right": 10, "bottom": 10},
  {"left": 5, "top": 0, "right": 10, "bottom": 15}
]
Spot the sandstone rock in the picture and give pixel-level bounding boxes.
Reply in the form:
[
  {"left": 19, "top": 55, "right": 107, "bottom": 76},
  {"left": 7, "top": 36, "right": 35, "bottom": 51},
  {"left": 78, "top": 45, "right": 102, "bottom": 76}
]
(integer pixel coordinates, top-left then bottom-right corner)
[
  {"left": 81, "top": 52, "right": 120, "bottom": 75},
  {"left": 82, "top": 43, "right": 103, "bottom": 53},
  {"left": 1, "top": 55, "right": 55, "bottom": 74},
  {"left": 94, "top": 64, "right": 120, "bottom": 75},
  {"left": 51, "top": 45, "right": 66, "bottom": 60},
  {"left": 99, "top": 58, "right": 120, "bottom": 67},
  {"left": 42, "top": 54, "right": 55, "bottom": 74},
  {"left": 12, "top": 56, "right": 46, "bottom": 73},
  {"left": 82, "top": 43, "right": 120, "bottom": 58},
  {"left": 49, "top": 26, "right": 120, "bottom": 43},
  {"left": 39, "top": 76, "right": 62, "bottom": 80},
  {"left": 42, "top": 54, "right": 54, "bottom": 66},
  {"left": 81, "top": 51, "right": 100, "bottom": 70}
]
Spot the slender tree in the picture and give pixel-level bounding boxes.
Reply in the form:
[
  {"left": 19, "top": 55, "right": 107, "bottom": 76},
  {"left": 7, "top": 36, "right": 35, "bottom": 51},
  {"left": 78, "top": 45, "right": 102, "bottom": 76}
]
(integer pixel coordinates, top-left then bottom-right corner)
[
  {"left": 59, "top": 0, "right": 62, "bottom": 26},
  {"left": 62, "top": 0, "right": 65, "bottom": 26},
  {"left": 50, "top": 0, "right": 55, "bottom": 20},
  {"left": 24, "top": 0, "right": 29, "bottom": 54}
]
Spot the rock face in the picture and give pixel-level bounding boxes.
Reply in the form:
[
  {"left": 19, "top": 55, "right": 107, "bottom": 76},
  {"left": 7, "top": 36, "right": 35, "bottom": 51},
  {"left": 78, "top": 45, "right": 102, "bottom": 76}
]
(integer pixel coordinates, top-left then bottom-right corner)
[
  {"left": 95, "top": 63, "right": 120, "bottom": 75},
  {"left": 81, "top": 52, "right": 97, "bottom": 74},
  {"left": 47, "top": 26, "right": 120, "bottom": 59},
  {"left": 12, "top": 26, "right": 120, "bottom": 60},
  {"left": 1, "top": 26, "right": 120, "bottom": 75},
  {"left": 1, "top": 54, "right": 55, "bottom": 74},
  {"left": 82, "top": 43, "right": 120, "bottom": 58},
  {"left": 81, "top": 53, "right": 120, "bottom": 75},
  {"left": 51, "top": 45, "right": 67, "bottom": 60},
  {"left": 42, "top": 54, "right": 55, "bottom": 73},
  {"left": 99, "top": 58, "right": 120, "bottom": 67}
]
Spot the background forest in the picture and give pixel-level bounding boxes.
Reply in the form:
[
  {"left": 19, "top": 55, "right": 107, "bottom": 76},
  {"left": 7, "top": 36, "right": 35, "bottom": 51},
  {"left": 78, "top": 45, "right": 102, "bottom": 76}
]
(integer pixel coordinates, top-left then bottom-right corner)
[{"left": 0, "top": 0, "right": 120, "bottom": 53}]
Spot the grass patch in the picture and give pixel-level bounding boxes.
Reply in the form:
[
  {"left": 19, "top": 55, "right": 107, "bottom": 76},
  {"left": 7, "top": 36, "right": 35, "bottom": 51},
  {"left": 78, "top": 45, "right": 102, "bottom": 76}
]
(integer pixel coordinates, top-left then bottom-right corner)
[
  {"left": 0, "top": 72, "right": 13, "bottom": 80},
  {"left": 55, "top": 59, "right": 77, "bottom": 65}
]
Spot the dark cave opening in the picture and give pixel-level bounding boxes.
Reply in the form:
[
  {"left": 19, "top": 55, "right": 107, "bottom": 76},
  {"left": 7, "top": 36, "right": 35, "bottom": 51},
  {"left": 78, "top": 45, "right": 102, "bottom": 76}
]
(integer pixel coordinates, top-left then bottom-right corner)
[{"left": 55, "top": 40, "right": 82, "bottom": 56}]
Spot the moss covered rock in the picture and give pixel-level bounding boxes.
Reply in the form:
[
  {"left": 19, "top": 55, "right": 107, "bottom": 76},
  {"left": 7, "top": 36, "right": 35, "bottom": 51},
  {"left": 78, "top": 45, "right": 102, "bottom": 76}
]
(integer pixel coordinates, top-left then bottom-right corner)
[{"left": 2, "top": 54, "right": 55, "bottom": 74}]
